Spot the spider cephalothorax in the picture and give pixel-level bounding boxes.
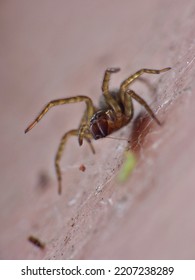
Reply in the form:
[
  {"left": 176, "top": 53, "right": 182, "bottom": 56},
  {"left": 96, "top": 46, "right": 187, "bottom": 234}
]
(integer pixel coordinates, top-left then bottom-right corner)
[
  {"left": 90, "top": 110, "right": 110, "bottom": 139},
  {"left": 90, "top": 108, "right": 130, "bottom": 140},
  {"left": 25, "top": 66, "right": 171, "bottom": 194}
]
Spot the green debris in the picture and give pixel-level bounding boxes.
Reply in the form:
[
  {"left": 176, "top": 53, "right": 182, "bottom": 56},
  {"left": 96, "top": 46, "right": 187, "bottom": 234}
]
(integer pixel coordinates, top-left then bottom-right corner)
[{"left": 118, "top": 151, "right": 137, "bottom": 183}]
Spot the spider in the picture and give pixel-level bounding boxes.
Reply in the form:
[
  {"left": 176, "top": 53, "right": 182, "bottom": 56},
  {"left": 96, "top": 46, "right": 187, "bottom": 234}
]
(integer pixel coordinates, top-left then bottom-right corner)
[{"left": 25, "top": 66, "right": 171, "bottom": 194}]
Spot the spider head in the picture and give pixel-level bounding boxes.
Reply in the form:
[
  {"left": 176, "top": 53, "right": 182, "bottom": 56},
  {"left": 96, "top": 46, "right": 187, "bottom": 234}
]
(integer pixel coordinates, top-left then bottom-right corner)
[{"left": 90, "top": 110, "right": 109, "bottom": 140}]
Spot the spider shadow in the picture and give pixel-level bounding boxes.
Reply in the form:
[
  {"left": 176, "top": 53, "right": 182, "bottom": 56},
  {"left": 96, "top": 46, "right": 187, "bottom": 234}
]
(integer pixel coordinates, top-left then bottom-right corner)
[
  {"left": 127, "top": 76, "right": 161, "bottom": 154},
  {"left": 128, "top": 111, "right": 153, "bottom": 155}
]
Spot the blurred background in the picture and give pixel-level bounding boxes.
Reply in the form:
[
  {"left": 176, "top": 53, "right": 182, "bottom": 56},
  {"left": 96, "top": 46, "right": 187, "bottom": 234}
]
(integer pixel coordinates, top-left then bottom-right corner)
[{"left": 0, "top": 0, "right": 195, "bottom": 259}]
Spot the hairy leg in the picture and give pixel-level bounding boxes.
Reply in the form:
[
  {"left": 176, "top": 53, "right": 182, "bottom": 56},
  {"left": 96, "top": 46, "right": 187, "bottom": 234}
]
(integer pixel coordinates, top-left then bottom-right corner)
[
  {"left": 120, "top": 67, "right": 171, "bottom": 93},
  {"left": 25, "top": 96, "right": 95, "bottom": 133},
  {"left": 55, "top": 129, "right": 95, "bottom": 194},
  {"left": 102, "top": 68, "right": 122, "bottom": 114},
  {"left": 120, "top": 90, "right": 134, "bottom": 118},
  {"left": 127, "top": 89, "right": 161, "bottom": 125}
]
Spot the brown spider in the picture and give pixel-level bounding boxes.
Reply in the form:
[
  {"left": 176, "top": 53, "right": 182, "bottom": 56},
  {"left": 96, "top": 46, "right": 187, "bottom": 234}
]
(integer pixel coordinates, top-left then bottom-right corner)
[{"left": 25, "top": 66, "right": 171, "bottom": 194}]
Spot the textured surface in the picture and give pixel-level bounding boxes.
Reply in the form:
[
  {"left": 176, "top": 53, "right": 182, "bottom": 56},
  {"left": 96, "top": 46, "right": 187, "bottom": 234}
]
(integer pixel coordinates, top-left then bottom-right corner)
[{"left": 0, "top": 0, "right": 195, "bottom": 259}]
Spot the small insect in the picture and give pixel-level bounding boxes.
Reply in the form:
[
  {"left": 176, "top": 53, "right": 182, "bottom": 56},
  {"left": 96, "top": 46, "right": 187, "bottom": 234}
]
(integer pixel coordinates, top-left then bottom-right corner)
[
  {"left": 25, "top": 66, "right": 171, "bottom": 194},
  {"left": 28, "top": 235, "right": 45, "bottom": 250}
]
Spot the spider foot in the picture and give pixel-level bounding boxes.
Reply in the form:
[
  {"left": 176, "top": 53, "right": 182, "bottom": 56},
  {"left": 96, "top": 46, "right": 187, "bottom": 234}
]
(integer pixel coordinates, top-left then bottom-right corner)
[{"left": 107, "top": 67, "right": 120, "bottom": 73}]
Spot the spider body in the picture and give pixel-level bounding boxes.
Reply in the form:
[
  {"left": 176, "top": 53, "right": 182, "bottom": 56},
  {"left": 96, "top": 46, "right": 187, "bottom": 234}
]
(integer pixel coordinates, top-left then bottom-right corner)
[
  {"left": 25, "top": 66, "right": 171, "bottom": 194},
  {"left": 90, "top": 105, "right": 130, "bottom": 140}
]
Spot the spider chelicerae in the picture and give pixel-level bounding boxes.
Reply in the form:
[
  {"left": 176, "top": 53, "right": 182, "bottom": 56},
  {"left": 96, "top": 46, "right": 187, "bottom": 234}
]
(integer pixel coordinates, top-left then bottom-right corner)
[{"left": 25, "top": 66, "right": 171, "bottom": 194}]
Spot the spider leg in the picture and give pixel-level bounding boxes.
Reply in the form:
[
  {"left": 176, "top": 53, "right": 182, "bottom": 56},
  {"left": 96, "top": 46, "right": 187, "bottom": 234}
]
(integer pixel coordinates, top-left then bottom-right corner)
[
  {"left": 85, "top": 137, "right": 96, "bottom": 154},
  {"left": 121, "top": 92, "right": 134, "bottom": 119},
  {"left": 127, "top": 90, "right": 161, "bottom": 125},
  {"left": 55, "top": 129, "right": 95, "bottom": 194},
  {"left": 102, "top": 68, "right": 122, "bottom": 114},
  {"left": 77, "top": 104, "right": 97, "bottom": 146},
  {"left": 78, "top": 124, "right": 89, "bottom": 146},
  {"left": 120, "top": 67, "right": 171, "bottom": 93},
  {"left": 25, "top": 96, "right": 95, "bottom": 133}
]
